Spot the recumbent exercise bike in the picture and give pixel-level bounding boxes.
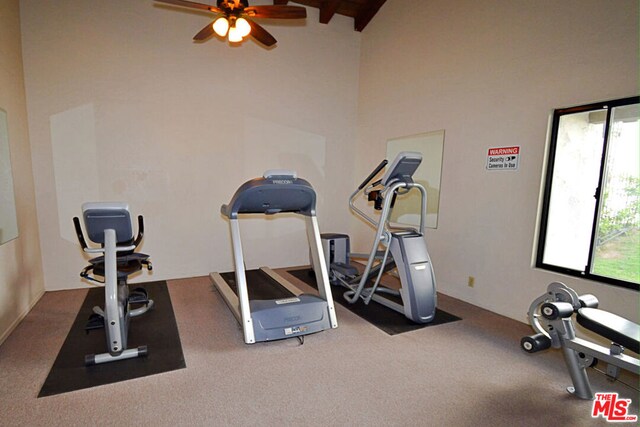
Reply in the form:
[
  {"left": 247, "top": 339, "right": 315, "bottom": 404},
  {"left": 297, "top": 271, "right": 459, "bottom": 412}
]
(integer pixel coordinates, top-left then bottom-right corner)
[
  {"left": 521, "top": 282, "right": 639, "bottom": 399},
  {"left": 73, "top": 202, "right": 154, "bottom": 365}
]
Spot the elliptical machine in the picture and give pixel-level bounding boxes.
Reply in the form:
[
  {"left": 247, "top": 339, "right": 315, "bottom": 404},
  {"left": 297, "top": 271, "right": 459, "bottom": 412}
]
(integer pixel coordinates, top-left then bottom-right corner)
[
  {"left": 320, "top": 152, "right": 437, "bottom": 323},
  {"left": 73, "top": 202, "right": 154, "bottom": 365}
]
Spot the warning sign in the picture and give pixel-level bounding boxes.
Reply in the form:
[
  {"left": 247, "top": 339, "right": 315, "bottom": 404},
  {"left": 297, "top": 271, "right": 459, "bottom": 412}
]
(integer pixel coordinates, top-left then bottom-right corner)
[{"left": 486, "top": 146, "right": 520, "bottom": 171}]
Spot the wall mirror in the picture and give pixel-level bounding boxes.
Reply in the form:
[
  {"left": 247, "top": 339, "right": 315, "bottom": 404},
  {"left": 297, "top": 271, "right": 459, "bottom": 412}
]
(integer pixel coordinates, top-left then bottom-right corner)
[
  {"left": 386, "top": 130, "right": 445, "bottom": 229},
  {"left": 0, "top": 108, "right": 19, "bottom": 244}
]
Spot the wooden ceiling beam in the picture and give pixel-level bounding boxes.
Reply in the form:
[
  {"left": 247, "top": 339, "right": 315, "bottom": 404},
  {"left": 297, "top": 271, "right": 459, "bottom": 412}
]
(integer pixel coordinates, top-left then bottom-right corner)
[
  {"left": 275, "top": 1, "right": 387, "bottom": 31},
  {"left": 319, "top": 0, "right": 341, "bottom": 24},
  {"left": 354, "top": 0, "right": 387, "bottom": 31}
]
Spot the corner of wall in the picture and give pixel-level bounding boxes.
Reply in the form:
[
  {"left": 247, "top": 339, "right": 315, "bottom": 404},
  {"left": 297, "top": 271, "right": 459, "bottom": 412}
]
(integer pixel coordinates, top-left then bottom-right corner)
[{"left": 0, "top": 0, "right": 46, "bottom": 345}]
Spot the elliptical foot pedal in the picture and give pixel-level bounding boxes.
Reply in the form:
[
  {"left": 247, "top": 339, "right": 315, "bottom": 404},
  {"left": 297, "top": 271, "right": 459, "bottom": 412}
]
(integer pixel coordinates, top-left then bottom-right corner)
[
  {"left": 128, "top": 287, "right": 150, "bottom": 305},
  {"left": 332, "top": 262, "right": 358, "bottom": 278},
  {"left": 85, "top": 313, "right": 104, "bottom": 332}
]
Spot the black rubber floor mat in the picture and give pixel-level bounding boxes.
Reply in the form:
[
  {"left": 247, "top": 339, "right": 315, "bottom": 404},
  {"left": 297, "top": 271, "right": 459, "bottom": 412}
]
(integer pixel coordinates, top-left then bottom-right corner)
[
  {"left": 38, "top": 281, "right": 185, "bottom": 397},
  {"left": 287, "top": 269, "right": 461, "bottom": 335}
]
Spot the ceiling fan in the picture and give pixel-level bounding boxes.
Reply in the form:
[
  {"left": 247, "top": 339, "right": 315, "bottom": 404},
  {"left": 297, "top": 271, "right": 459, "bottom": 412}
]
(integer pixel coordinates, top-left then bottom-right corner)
[{"left": 155, "top": 0, "right": 307, "bottom": 47}]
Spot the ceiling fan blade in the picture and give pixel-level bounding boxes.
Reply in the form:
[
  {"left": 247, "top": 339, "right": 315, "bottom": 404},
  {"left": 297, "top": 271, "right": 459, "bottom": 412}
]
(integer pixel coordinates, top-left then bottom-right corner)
[
  {"left": 248, "top": 20, "right": 277, "bottom": 47},
  {"left": 193, "top": 20, "right": 216, "bottom": 40},
  {"left": 155, "top": 0, "right": 220, "bottom": 13},
  {"left": 244, "top": 5, "right": 307, "bottom": 19}
]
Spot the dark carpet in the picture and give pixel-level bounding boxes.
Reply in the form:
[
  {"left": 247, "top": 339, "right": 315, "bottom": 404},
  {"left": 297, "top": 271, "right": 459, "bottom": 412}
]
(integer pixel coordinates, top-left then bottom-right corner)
[
  {"left": 287, "top": 268, "right": 461, "bottom": 335},
  {"left": 38, "top": 281, "right": 185, "bottom": 397}
]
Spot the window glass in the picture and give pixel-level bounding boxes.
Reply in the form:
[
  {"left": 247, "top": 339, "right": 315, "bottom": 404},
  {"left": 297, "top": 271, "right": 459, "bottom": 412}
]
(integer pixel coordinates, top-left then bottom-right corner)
[
  {"left": 537, "top": 97, "right": 639, "bottom": 290},
  {"left": 542, "top": 110, "right": 604, "bottom": 270},
  {"left": 591, "top": 104, "right": 640, "bottom": 283}
]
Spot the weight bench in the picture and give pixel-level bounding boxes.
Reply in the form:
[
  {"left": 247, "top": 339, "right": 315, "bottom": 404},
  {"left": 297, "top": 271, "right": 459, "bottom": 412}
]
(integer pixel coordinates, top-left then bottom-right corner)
[
  {"left": 577, "top": 308, "right": 640, "bottom": 355},
  {"left": 73, "top": 202, "right": 154, "bottom": 365},
  {"left": 521, "top": 282, "right": 639, "bottom": 399}
]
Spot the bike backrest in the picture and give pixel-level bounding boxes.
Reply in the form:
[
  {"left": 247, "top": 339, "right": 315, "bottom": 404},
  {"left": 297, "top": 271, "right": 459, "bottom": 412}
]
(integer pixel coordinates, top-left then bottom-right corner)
[{"left": 82, "top": 202, "right": 133, "bottom": 244}]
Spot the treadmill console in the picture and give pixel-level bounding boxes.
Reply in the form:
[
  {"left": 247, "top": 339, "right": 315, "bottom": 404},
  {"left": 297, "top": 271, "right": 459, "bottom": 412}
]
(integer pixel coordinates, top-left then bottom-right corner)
[
  {"left": 221, "top": 170, "right": 316, "bottom": 218},
  {"left": 263, "top": 169, "right": 297, "bottom": 180}
]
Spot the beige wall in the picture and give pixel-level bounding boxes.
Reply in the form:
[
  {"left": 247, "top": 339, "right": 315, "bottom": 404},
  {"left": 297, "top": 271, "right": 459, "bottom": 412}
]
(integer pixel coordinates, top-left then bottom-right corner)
[
  {"left": 20, "top": 0, "right": 361, "bottom": 291},
  {"left": 0, "top": 0, "right": 45, "bottom": 343},
  {"left": 5, "top": 0, "right": 638, "bottom": 338},
  {"left": 356, "top": 0, "right": 639, "bottom": 322}
]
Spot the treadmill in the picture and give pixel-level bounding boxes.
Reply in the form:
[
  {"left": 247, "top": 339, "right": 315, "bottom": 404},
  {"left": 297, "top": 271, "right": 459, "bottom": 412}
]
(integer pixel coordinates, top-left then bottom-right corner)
[{"left": 210, "top": 170, "right": 338, "bottom": 344}]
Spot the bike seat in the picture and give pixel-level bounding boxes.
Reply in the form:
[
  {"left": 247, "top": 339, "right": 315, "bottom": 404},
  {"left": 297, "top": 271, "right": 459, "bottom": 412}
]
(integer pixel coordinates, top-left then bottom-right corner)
[{"left": 577, "top": 307, "right": 640, "bottom": 354}]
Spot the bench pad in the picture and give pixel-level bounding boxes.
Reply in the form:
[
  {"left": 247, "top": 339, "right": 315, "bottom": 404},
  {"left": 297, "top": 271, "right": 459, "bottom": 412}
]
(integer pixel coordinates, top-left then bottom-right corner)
[{"left": 577, "top": 307, "right": 639, "bottom": 354}]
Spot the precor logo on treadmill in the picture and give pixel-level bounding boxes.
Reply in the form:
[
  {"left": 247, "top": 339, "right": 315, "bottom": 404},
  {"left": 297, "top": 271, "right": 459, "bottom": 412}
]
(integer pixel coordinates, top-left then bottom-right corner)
[{"left": 591, "top": 393, "right": 637, "bottom": 422}]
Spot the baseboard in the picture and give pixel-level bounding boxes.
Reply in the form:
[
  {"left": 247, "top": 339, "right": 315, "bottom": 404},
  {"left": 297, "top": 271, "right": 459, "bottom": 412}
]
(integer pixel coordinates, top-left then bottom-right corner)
[{"left": 0, "top": 288, "right": 46, "bottom": 346}]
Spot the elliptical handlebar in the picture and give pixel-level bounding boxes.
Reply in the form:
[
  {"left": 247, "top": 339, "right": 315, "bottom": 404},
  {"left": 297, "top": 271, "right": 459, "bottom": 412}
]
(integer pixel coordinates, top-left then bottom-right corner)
[
  {"left": 348, "top": 159, "right": 390, "bottom": 229},
  {"left": 358, "top": 159, "right": 388, "bottom": 190}
]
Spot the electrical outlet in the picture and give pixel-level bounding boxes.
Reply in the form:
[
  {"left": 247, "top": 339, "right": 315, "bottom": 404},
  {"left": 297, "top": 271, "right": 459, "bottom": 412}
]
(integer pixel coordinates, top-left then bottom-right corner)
[{"left": 468, "top": 276, "right": 475, "bottom": 287}]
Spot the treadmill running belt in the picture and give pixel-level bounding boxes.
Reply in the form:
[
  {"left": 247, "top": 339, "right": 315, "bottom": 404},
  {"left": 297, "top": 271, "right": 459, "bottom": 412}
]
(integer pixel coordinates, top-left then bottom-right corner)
[{"left": 219, "top": 270, "right": 294, "bottom": 300}]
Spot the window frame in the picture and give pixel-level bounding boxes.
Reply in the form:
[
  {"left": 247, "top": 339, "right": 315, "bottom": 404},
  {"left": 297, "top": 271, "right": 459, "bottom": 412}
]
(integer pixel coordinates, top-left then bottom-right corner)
[{"left": 536, "top": 95, "right": 640, "bottom": 291}]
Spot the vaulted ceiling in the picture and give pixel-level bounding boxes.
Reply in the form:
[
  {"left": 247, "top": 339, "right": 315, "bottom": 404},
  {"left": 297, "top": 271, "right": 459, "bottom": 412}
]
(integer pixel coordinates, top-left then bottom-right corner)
[{"left": 274, "top": 0, "right": 387, "bottom": 31}]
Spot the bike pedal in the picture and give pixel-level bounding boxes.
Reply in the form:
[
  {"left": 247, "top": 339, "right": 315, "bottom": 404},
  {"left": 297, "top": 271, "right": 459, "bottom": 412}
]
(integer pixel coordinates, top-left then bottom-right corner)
[
  {"left": 85, "top": 313, "right": 104, "bottom": 332},
  {"left": 128, "top": 287, "right": 150, "bottom": 305}
]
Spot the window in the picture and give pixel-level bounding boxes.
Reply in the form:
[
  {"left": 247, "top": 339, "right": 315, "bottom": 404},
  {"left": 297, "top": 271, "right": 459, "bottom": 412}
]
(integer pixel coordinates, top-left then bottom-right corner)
[{"left": 537, "top": 96, "right": 640, "bottom": 290}]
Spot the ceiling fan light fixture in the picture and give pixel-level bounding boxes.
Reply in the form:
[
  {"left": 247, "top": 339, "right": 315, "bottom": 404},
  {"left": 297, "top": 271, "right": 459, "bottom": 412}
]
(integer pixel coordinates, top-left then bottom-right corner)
[
  {"left": 228, "top": 25, "right": 243, "bottom": 42},
  {"left": 155, "top": 0, "right": 307, "bottom": 47},
  {"left": 235, "top": 17, "right": 251, "bottom": 38},
  {"left": 212, "top": 17, "right": 229, "bottom": 37}
]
